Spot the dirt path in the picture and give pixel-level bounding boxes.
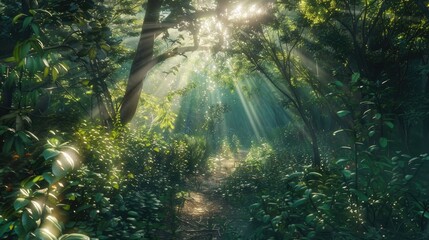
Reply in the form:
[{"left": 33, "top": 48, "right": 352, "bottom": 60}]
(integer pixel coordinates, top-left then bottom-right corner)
[{"left": 175, "top": 151, "right": 249, "bottom": 240}]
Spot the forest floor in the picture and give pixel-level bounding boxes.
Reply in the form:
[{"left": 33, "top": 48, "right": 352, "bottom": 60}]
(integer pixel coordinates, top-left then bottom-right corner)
[{"left": 173, "top": 150, "right": 250, "bottom": 240}]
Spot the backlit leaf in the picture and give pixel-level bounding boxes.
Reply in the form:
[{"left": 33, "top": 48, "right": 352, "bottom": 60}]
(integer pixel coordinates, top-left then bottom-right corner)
[
  {"left": 59, "top": 233, "right": 90, "bottom": 240},
  {"left": 14, "top": 198, "right": 30, "bottom": 211},
  {"left": 42, "top": 148, "right": 60, "bottom": 160},
  {"left": 337, "top": 110, "right": 350, "bottom": 118}
]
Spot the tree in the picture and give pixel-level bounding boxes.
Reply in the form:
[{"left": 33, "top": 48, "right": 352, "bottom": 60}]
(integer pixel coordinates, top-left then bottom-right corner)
[
  {"left": 298, "top": 0, "right": 429, "bottom": 151},
  {"left": 119, "top": 0, "right": 267, "bottom": 123},
  {"left": 230, "top": 3, "right": 323, "bottom": 167},
  {"left": 0, "top": 0, "right": 139, "bottom": 129}
]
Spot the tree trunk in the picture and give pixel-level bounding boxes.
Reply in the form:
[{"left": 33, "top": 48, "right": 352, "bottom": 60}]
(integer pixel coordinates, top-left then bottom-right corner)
[
  {"left": 119, "top": 0, "right": 163, "bottom": 124},
  {"left": 298, "top": 108, "right": 321, "bottom": 168}
]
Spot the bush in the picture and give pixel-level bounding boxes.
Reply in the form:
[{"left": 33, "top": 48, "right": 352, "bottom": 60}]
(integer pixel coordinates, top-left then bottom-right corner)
[{"left": 221, "top": 141, "right": 429, "bottom": 239}]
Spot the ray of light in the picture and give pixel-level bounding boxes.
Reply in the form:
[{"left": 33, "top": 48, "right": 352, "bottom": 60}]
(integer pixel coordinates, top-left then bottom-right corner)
[{"left": 233, "top": 81, "right": 262, "bottom": 140}]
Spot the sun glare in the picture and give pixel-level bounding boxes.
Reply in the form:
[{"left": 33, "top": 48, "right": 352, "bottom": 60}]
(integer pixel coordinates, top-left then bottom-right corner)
[{"left": 228, "top": 4, "right": 263, "bottom": 21}]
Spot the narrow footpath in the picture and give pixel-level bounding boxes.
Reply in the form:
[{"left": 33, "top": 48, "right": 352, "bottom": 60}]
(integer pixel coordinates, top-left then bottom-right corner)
[{"left": 175, "top": 151, "right": 249, "bottom": 240}]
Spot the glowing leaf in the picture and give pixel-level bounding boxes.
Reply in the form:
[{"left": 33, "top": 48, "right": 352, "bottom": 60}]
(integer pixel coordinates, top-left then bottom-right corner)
[
  {"left": 42, "top": 148, "right": 60, "bottom": 160},
  {"left": 337, "top": 110, "right": 350, "bottom": 118},
  {"left": 14, "top": 198, "right": 30, "bottom": 211},
  {"left": 59, "top": 233, "right": 90, "bottom": 240}
]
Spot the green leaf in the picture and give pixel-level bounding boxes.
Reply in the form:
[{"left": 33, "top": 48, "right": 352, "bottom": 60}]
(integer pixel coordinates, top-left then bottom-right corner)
[
  {"left": 292, "top": 198, "right": 307, "bottom": 207},
  {"left": 42, "top": 148, "right": 60, "bottom": 160},
  {"left": 22, "top": 16, "right": 33, "bottom": 29},
  {"left": 0, "top": 222, "right": 14, "bottom": 236},
  {"left": 333, "top": 80, "right": 344, "bottom": 87},
  {"left": 379, "top": 137, "right": 388, "bottom": 148},
  {"left": 13, "top": 13, "right": 27, "bottom": 24},
  {"left": 94, "top": 193, "right": 103, "bottom": 202},
  {"left": 384, "top": 121, "right": 394, "bottom": 129},
  {"left": 76, "top": 204, "right": 91, "bottom": 212},
  {"left": 305, "top": 213, "right": 316, "bottom": 224},
  {"left": 282, "top": 172, "right": 303, "bottom": 181},
  {"left": 337, "top": 110, "right": 350, "bottom": 118},
  {"left": 59, "top": 233, "right": 90, "bottom": 240},
  {"left": 52, "top": 160, "right": 67, "bottom": 177},
  {"left": 15, "top": 139, "right": 25, "bottom": 156},
  {"left": 42, "top": 58, "right": 50, "bottom": 67},
  {"left": 89, "top": 47, "right": 97, "bottom": 60},
  {"left": 405, "top": 175, "right": 413, "bottom": 181},
  {"left": 271, "top": 215, "right": 281, "bottom": 225},
  {"left": 249, "top": 203, "right": 261, "bottom": 210},
  {"left": 335, "top": 159, "right": 349, "bottom": 165},
  {"left": 35, "top": 228, "right": 58, "bottom": 240},
  {"left": 25, "top": 130, "right": 39, "bottom": 141},
  {"left": 20, "top": 188, "right": 31, "bottom": 197},
  {"left": 30, "top": 201, "right": 43, "bottom": 220},
  {"left": 14, "top": 198, "right": 30, "bottom": 211},
  {"left": 42, "top": 172, "right": 58, "bottom": 185},
  {"left": 45, "top": 215, "right": 62, "bottom": 236},
  {"left": 306, "top": 172, "right": 322, "bottom": 178},
  {"left": 262, "top": 214, "right": 270, "bottom": 223},
  {"left": 350, "top": 188, "right": 368, "bottom": 202},
  {"left": 32, "top": 175, "right": 44, "bottom": 183},
  {"left": 81, "top": 80, "right": 90, "bottom": 86},
  {"left": 369, "top": 130, "right": 375, "bottom": 137},
  {"left": 100, "top": 44, "right": 111, "bottom": 51},
  {"left": 318, "top": 204, "right": 330, "bottom": 211},
  {"left": 4, "top": 56, "right": 16, "bottom": 63},
  {"left": 3, "top": 138, "right": 14, "bottom": 154},
  {"left": 51, "top": 152, "right": 75, "bottom": 178},
  {"left": 419, "top": 211, "right": 429, "bottom": 219},
  {"left": 127, "top": 211, "right": 139, "bottom": 217},
  {"left": 333, "top": 129, "right": 347, "bottom": 136},
  {"left": 342, "top": 169, "right": 352, "bottom": 179},
  {"left": 374, "top": 113, "right": 382, "bottom": 120},
  {"left": 22, "top": 210, "right": 38, "bottom": 232},
  {"left": 307, "top": 231, "right": 316, "bottom": 238},
  {"left": 351, "top": 72, "right": 360, "bottom": 83},
  {"left": 31, "top": 23, "right": 40, "bottom": 35},
  {"left": 52, "top": 66, "right": 59, "bottom": 80}
]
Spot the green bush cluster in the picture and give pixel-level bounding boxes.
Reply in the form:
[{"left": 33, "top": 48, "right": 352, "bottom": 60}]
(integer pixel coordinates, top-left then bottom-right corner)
[
  {"left": 63, "top": 122, "right": 209, "bottom": 238},
  {"left": 222, "top": 140, "right": 429, "bottom": 240},
  {"left": 0, "top": 129, "right": 89, "bottom": 240},
  {"left": 0, "top": 120, "right": 209, "bottom": 239}
]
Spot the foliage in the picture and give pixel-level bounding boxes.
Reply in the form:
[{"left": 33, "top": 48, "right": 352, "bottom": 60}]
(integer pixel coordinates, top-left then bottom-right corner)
[
  {"left": 0, "top": 130, "right": 89, "bottom": 239},
  {"left": 222, "top": 139, "right": 429, "bottom": 239},
  {"left": 1, "top": 0, "right": 429, "bottom": 239},
  {"left": 56, "top": 122, "right": 209, "bottom": 238}
]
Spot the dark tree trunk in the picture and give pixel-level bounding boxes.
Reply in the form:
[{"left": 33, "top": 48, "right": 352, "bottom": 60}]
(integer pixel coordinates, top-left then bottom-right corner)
[
  {"left": 296, "top": 106, "right": 321, "bottom": 168},
  {"left": 119, "top": 0, "right": 163, "bottom": 124},
  {"left": 0, "top": 76, "right": 15, "bottom": 117}
]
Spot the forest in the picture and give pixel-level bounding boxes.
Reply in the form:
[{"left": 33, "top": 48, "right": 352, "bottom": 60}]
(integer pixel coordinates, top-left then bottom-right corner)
[{"left": 1, "top": 0, "right": 429, "bottom": 239}]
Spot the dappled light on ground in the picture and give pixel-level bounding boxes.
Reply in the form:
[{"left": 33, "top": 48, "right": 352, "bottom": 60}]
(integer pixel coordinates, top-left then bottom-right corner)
[{"left": 175, "top": 151, "right": 249, "bottom": 239}]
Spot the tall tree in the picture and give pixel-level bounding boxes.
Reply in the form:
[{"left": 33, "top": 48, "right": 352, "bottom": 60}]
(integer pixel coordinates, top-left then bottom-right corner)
[
  {"left": 230, "top": 3, "right": 323, "bottom": 167},
  {"left": 120, "top": 0, "right": 163, "bottom": 124},
  {"left": 119, "top": 0, "right": 261, "bottom": 123},
  {"left": 298, "top": 0, "right": 429, "bottom": 151}
]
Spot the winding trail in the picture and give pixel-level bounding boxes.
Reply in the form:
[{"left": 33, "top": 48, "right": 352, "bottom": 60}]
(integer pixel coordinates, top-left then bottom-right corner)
[{"left": 175, "top": 151, "right": 249, "bottom": 240}]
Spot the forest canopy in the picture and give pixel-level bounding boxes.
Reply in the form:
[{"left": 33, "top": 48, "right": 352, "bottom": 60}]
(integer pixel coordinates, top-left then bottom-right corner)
[{"left": 1, "top": 0, "right": 429, "bottom": 239}]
